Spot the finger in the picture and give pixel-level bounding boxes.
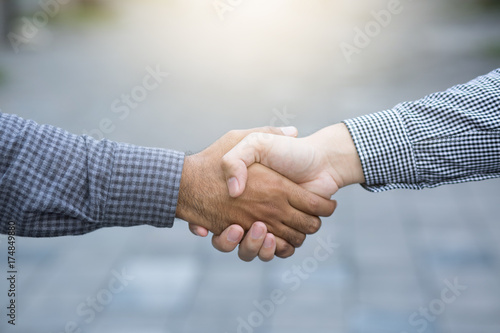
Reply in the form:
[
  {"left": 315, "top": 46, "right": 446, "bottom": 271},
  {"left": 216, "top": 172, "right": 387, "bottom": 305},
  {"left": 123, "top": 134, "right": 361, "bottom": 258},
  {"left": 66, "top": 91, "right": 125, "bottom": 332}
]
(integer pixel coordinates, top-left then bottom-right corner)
[
  {"left": 280, "top": 126, "right": 299, "bottom": 137},
  {"left": 267, "top": 222, "right": 307, "bottom": 248},
  {"left": 288, "top": 186, "right": 338, "bottom": 217},
  {"left": 211, "top": 225, "right": 244, "bottom": 253},
  {"left": 222, "top": 129, "right": 296, "bottom": 198},
  {"left": 274, "top": 237, "right": 295, "bottom": 258},
  {"left": 189, "top": 224, "right": 209, "bottom": 237},
  {"left": 281, "top": 200, "right": 337, "bottom": 235},
  {"left": 224, "top": 126, "right": 298, "bottom": 152},
  {"left": 258, "top": 233, "right": 276, "bottom": 262},
  {"left": 238, "top": 222, "right": 268, "bottom": 262},
  {"left": 283, "top": 211, "right": 323, "bottom": 235},
  {"left": 224, "top": 159, "right": 248, "bottom": 198},
  {"left": 221, "top": 133, "right": 265, "bottom": 198}
]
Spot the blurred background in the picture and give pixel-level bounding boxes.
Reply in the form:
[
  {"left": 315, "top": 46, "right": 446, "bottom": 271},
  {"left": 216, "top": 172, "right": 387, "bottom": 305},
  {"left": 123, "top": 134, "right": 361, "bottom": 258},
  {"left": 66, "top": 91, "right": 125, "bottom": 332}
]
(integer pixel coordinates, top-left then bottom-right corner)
[{"left": 0, "top": 0, "right": 500, "bottom": 332}]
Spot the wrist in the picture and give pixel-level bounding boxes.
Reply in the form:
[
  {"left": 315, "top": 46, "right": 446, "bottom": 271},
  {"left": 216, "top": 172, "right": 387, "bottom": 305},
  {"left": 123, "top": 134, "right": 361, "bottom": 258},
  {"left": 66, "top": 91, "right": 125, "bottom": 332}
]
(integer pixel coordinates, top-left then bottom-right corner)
[
  {"left": 176, "top": 153, "right": 226, "bottom": 233},
  {"left": 176, "top": 155, "right": 201, "bottom": 225},
  {"left": 309, "top": 123, "right": 365, "bottom": 188}
]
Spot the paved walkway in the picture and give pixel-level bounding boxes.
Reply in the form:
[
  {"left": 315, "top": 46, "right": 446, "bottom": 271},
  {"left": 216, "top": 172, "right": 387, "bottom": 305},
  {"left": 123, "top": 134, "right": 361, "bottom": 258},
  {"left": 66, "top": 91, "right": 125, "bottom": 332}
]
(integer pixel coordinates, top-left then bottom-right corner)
[{"left": 0, "top": 0, "right": 499, "bottom": 332}]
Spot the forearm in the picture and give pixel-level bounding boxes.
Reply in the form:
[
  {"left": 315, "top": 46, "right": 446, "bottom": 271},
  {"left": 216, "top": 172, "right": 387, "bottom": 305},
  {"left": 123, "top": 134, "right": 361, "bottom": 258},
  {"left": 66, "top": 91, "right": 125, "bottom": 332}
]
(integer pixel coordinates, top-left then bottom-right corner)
[
  {"left": 0, "top": 113, "right": 184, "bottom": 237},
  {"left": 343, "top": 68, "right": 500, "bottom": 191}
]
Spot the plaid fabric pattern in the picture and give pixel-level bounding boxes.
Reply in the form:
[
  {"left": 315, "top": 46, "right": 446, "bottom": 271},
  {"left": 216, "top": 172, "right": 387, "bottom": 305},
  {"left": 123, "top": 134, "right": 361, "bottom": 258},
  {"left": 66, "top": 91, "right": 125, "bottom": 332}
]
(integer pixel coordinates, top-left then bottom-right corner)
[
  {"left": 0, "top": 113, "right": 184, "bottom": 237},
  {"left": 344, "top": 68, "right": 500, "bottom": 192}
]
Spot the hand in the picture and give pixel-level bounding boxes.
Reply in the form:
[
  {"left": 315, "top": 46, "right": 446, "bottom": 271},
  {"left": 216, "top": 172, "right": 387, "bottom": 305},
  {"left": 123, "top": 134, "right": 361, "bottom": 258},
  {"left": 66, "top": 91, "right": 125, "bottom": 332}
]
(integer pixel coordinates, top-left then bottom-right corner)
[
  {"left": 189, "top": 222, "right": 296, "bottom": 261},
  {"left": 176, "top": 127, "right": 336, "bottom": 248},
  {"left": 188, "top": 124, "right": 360, "bottom": 261},
  {"left": 190, "top": 222, "right": 286, "bottom": 261},
  {"left": 221, "top": 123, "right": 365, "bottom": 199}
]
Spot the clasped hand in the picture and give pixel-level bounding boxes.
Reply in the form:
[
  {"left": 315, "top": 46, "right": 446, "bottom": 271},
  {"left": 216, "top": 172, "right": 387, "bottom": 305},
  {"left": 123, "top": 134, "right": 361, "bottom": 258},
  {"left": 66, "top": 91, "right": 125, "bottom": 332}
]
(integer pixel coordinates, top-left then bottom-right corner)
[{"left": 176, "top": 124, "right": 364, "bottom": 261}]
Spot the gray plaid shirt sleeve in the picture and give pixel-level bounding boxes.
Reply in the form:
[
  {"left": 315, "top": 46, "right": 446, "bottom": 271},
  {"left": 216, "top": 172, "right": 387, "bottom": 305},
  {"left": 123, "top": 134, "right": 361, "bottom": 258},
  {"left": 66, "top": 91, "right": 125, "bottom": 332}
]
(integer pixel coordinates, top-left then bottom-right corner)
[
  {"left": 343, "top": 68, "right": 500, "bottom": 192},
  {"left": 0, "top": 113, "right": 184, "bottom": 237}
]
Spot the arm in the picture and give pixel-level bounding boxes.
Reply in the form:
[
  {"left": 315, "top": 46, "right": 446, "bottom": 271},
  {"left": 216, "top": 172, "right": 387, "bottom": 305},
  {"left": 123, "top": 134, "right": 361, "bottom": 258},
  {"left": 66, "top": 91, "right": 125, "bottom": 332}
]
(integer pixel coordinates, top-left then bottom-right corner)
[
  {"left": 196, "top": 69, "right": 500, "bottom": 260},
  {"left": 0, "top": 112, "right": 183, "bottom": 237},
  {"left": 344, "top": 68, "right": 500, "bottom": 191},
  {"left": 220, "top": 68, "right": 500, "bottom": 197},
  {"left": 208, "top": 68, "right": 500, "bottom": 260},
  {"left": 0, "top": 114, "right": 335, "bottom": 250}
]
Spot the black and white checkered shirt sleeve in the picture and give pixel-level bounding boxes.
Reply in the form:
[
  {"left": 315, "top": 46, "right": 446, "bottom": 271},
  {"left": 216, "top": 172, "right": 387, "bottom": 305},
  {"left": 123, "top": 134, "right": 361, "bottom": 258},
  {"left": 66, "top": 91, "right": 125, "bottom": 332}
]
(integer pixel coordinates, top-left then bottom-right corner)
[
  {"left": 0, "top": 113, "right": 184, "bottom": 237},
  {"left": 343, "top": 68, "right": 500, "bottom": 192}
]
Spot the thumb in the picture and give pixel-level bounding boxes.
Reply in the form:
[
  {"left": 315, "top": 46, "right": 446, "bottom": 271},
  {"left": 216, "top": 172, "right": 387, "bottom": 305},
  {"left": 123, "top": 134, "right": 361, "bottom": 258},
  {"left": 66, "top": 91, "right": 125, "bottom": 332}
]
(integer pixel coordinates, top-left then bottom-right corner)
[
  {"left": 221, "top": 139, "right": 255, "bottom": 198},
  {"left": 278, "top": 126, "right": 298, "bottom": 137},
  {"left": 221, "top": 126, "right": 297, "bottom": 198}
]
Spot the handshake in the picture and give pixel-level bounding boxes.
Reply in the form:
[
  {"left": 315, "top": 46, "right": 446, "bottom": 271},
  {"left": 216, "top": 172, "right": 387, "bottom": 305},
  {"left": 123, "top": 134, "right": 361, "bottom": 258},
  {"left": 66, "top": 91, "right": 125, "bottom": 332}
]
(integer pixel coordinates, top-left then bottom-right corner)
[{"left": 175, "top": 123, "right": 365, "bottom": 262}]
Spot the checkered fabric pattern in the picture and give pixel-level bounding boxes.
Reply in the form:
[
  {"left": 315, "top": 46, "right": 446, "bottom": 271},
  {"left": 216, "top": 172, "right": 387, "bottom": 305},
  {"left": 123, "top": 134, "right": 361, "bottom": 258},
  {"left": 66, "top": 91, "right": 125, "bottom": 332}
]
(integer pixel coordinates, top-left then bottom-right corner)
[
  {"left": 0, "top": 113, "right": 184, "bottom": 237},
  {"left": 344, "top": 68, "right": 500, "bottom": 192}
]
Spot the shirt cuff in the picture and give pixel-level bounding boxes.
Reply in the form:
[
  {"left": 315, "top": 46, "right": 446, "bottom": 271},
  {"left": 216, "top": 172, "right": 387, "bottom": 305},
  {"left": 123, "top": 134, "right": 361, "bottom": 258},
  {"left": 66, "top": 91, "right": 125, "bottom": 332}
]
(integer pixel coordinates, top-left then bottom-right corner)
[
  {"left": 103, "top": 142, "right": 184, "bottom": 228},
  {"left": 343, "top": 108, "right": 421, "bottom": 192}
]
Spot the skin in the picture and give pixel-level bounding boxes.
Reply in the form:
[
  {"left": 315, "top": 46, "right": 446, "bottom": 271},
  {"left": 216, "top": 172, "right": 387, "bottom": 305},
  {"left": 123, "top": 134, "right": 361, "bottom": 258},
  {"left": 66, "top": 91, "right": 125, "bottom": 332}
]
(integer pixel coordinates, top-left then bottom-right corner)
[
  {"left": 175, "top": 127, "right": 337, "bottom": 256},
  {"left": 190, "top": 123, "right": 365, "bottom": 261},
  {"left": 189, "top": 222, "right": 289, "bottom": 261},
  {"left": 222, "top": 123, "right": 365, "bottom": 198}
]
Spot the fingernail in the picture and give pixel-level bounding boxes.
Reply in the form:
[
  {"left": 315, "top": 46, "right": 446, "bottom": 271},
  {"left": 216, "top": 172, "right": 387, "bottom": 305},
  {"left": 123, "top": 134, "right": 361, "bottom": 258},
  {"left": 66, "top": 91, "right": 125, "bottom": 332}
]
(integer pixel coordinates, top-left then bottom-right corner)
[
  {"left": 263, "top": 235, "right": 274, "bottom": 249},
  {"left": 227, "top": 177, "right": 239, "bottom": 197},
  {"left": 251, "top": 224, "right": 265, "bottom": 240},
  {"left": 280, "top": 126, "right": 297, "bottom": 137},
  {"left": 227, "top": 228, "right": 241, "bottom": 243}
]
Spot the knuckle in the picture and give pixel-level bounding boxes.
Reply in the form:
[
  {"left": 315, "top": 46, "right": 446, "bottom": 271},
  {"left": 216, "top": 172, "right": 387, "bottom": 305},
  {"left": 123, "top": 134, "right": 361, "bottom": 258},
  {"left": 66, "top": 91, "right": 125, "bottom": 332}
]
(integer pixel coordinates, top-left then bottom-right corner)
[
  {"left": 293, "top": 212, "right": 320, "bottom": 235},
  {"left": 291, "top": 233, "right": 306, "bottom": 248},
  {"left": 226, "top": 129, "right": 239, "bottom": 137},
  {"left": 327, "top": 204, "right": 336, "bottom": 216},
  {"left": 261, "top": 202, "right": 282, "bottom": 221},
  {"left": 220, "top": 154, "right": 232, "bottom": 168},
  {"left": 247, "top": 132, "right": 260, "bottom": 142},
  {"left": 225, "top": 129, "right": 244, "bottom": 142},
  {"left": 330, "top": 201, "right": 338, "bottom": 214},
  {"left": 247, "top": 132, "right": 271, "bottom": 146},
  {"left": 261, "top": 126, "right": 275, "bottom": 134},
  {"left": 276, "top": 243, "right": 294, "bottom": 258},
  {"left": 307, "top": 195, "right": 321, "bottom": 212},
  {"left": 322, "top": 200, "right": 336, "bottom": 217},
  {"left": 307, "top": 217, "right": 322, "bottom": 234}
]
